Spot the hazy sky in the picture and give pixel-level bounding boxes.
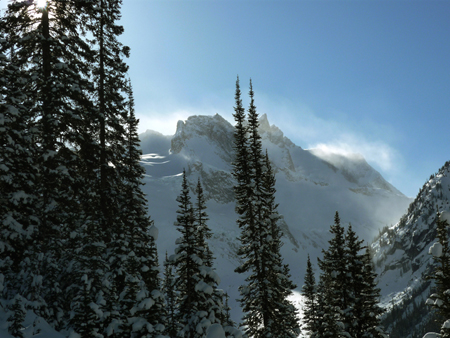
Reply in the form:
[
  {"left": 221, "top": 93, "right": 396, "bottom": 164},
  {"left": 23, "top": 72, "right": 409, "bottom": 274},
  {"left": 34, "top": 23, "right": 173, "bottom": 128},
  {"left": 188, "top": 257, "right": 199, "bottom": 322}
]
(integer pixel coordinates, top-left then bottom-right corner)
[
  {"left": 119, "top": 0, "right": 449, "bottom": 198},
  {"left": 2, "top": 0, "right": 449, "bottom": 197}
]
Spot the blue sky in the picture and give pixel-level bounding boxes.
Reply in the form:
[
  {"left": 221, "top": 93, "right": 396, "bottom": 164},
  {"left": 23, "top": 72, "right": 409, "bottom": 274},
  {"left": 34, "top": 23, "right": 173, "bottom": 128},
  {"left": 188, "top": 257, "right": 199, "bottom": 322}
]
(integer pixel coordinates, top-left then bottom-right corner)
[
  {"left": 2, "top": 0, "right": 448, "bottom": 197},
  {"left": 119, "top": 0, "right": 450, "bottom": 198}
]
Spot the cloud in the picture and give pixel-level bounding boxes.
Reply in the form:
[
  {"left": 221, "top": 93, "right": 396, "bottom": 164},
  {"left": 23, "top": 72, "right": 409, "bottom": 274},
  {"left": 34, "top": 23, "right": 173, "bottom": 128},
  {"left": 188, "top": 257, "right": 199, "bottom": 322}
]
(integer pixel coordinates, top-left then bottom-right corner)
[
  {"left": 249, "top": 92, "right": 403, "bottom": 177},
  {"left": 310, "top": 135, "right": 399, "bottom": 173}
]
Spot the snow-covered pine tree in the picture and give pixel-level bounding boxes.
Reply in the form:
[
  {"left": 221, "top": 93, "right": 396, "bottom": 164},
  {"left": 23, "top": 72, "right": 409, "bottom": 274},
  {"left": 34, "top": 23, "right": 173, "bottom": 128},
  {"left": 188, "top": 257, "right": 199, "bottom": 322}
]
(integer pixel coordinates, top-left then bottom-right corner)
[
  {"left": 163, "top": 252, "right": 178, "bottom": 338},
  {"left": 302, "top": 255, "right": 318, "bottom": 337},
  {"left": 171, "top": 170, "right": 204, "bottom": 337},
  {"left": 0, "top": 16, "right": 38, "bottom": 306},
  {"left": 193, "top": 179, "right": 228, "bottom": 335},
  {"left": 1, "top": 0, "right": 96, "bottom": 327},
  {"left": 233, "top": 79, "right": 299, "bottom": 338},
  {"left": 86, "top": 0, "right": 130, "bottom": 232},
  {"left": 171, "top": 171, "right": 226, "bottom": 338},
  {"left": 234, "top": 79, "right": 268, "bottom": 338},
  {"left": 195, "top": 179, "right": 214, "bottom": 268},
  {"left": 345, "top": 224, "right": 385, "bottom": 338},
  {"left": 314, "top": 268, "right": 341, "bottom": 338},
  {"left": 344, "top": 224, "right": 366, "bottom": 338},
  {"left": 260, "top": 151, "right": 300, "bottom": 338},
  {"left": 316, "top": 212, "right": 348, "bottom": 338},
  {"left": 7, "top": 294, "right": 26, "bottom": 338},
  {"left": 69, "top": 0, "right": 134, "bottom": 334},
  {"left": 425, "top": 211, "right": 450, "bottom": 338},
  {"left": 314, "top": 216, "right": 386, "bottom": 338},
  {"left": 359, "top": 247, "right": 385, "bottom": 338},
  {"left": 110, "top": 80, "right": 165, "bottom": 337}
]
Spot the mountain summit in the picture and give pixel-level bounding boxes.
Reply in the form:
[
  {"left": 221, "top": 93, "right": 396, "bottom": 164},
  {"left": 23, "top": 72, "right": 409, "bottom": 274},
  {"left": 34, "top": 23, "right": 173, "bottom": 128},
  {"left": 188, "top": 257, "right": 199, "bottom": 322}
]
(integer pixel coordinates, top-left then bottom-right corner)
[{"left": 138, "top": 113, "right": 411, "bottom": 320}]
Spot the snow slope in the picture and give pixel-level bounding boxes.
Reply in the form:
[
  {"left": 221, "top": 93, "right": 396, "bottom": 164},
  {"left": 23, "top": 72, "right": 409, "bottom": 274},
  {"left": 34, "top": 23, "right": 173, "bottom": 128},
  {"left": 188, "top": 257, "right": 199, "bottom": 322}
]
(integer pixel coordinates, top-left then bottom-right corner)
[
  {"left": 139, "top": 113, "right": 412, "bottom": 323},
  {"left": 0, "top": 113, "right": 415, "bottom": 337}
]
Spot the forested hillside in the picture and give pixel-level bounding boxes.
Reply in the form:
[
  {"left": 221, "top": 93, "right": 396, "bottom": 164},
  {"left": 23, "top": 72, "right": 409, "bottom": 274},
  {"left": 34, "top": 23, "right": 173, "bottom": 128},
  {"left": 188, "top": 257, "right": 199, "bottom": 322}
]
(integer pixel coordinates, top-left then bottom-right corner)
[{"left": 3, "top": 1, "right": 447, "bottom": 338}]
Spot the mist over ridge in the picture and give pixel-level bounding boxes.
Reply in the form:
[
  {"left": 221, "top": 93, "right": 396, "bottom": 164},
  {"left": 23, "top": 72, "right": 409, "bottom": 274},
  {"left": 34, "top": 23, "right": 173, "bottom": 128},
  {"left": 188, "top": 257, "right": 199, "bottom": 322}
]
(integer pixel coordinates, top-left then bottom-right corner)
[{"left": 138, "top": 113, "right": 412, "bottom": 322}]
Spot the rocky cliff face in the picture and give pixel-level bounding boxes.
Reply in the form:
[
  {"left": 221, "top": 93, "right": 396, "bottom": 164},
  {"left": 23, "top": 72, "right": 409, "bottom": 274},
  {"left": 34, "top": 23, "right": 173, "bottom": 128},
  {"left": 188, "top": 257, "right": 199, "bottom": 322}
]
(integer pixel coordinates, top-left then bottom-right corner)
[{"left": 370, "top": 161, "right": 450, "bottom": 337}]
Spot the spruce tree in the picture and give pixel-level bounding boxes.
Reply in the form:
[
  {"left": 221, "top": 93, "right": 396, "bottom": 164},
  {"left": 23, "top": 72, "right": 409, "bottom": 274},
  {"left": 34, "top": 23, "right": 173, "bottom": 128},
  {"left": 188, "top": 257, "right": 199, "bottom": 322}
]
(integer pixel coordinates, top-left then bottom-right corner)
[
  {"left": 112, "top": 80, "right": 165, "bottom": 337},
  {"left": 171, "top": 170, "right": 204, "bottom": 337},
  {"left": 426, "top": 211, "right": 450, "bottom": 338},
  {"left": 163, "top": 252, "right": 178, "bottom": 338},
  {"left": 68, "top": 0, "right": 138, "bottom": 334},
  {"left": 316, "top": 212, "right": 348, "bottom": 338},
  {"left": 233, "top": 79, "right": 299, "bottom": 338},
  {"left": 7, "top": 294, "right": 26, "bottom": 338},
  {"left": 359, "top": 247, "right": 385, "bottom": 338},
  {"left": 171, "top": 171, "right": 225, "bottom": 337},
  {"left": 0, "top": 14, "right": 38, "bottom": 305},
  {"left": 314, "top": 217, "right": 386, "bottom": 338},
  {"left": 344, "top": 224, "right": 385, "bottom": 338},
  {"left": 1, "top": 0, "right": 96, "bottom": 327},
  {"left": 261, "top": 151, "right": 299, "bottom": 338},
  {"left": 344, "top": 224, "right": 366, "bottom": 338},
  {"left": 194, "top": 179, "right": 214, "bottom": 268},
  {"left": 302, "top": 255, "right": 318, "bottom": 337}
]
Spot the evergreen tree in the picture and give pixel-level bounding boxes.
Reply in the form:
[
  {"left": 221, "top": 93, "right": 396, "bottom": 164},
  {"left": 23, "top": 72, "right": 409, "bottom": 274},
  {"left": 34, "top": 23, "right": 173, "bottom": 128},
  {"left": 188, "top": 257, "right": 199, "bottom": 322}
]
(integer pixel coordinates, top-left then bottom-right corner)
[
  {"left": 359, "top": 247, "right": 385, "bottom": 338},
  {"left": 344, "top": 224, "right": 385, "bottom": 338},
  {"left": 314, "top": 271, "right": 341, "bottom": 338},
  {"left": 313, "top": 217, "right": 386, "bottom": 338},
  {"left": 1, "top": 1, "right": 163, "bottom": 336},
  {"left": 7, "top": 294, "right": 26, "bottom": 338},
  {"left": 113, "top": 80, "right": 165, "bottom": 337},
  {"left": 302, "top": 255, "right": 318, "bottom": 337},
  {"left": 425, "top": 211, "right": 450, "bottom": 338},
  {"left": 194, "top": 179, "right": 214, "bottom": 268},
  {"left": 344, "top": 224, "right": 366, "bottom": 338},
  {"left": 233, "top": 79, "right": 299, "bottom": 338},
  {"left": 0, "top": 14, "right": 38, "bottom": 305},
  {"left": 316, "top": 212, "right": 348, "bottom": 338},
  {"left": 164, "top": 252, "right": 178, "bottom": 338},
  {"left": 170, "top": 171, "right": 226, "bottom": 337},
  {"left": 171, "top": 170, "right": 205, "bottom": 337},
  {"left": 261, "top": 151, "right": 300, "bottom": 338},
  {"left": 1, "top": 0, "right": 96, "bottom": 327}
]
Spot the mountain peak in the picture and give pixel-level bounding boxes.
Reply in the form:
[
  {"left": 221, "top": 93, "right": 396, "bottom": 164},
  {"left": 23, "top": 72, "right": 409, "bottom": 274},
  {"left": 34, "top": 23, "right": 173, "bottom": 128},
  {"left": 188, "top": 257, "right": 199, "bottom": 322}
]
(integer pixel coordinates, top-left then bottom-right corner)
[
  {"left": 171, "top": 114, "right": 235, "bottom": 156},
  {"left": 259, "top": 113, "right": 270, "bottom": 130}
]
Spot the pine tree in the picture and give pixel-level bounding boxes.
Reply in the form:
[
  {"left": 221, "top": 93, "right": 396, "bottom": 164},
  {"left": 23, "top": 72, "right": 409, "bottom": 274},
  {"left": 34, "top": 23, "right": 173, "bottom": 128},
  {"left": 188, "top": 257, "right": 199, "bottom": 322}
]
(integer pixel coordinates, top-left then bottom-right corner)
[
  {"left": 163, "top": 252, "right": 178, "bottom": 338},
  {"left": 1, "top": 1, "right": 164, "bottom": 336},
  {"left": 194, "top": 179, "right": 214, "bottom": 268},
  {"left": 233, "top": 78, "right": 299, "bottom": 338},
  {"left": 171, "top": 172, "right": 225, "bottom": 337},
  {"left": 171, "top": 170, "right": 202, "bottom": 337},
  {"left": 1, "top": 0, "right": 96, "bottom": 327},
  {"left": 302, "top": 255, "right": 318, "bottom": 337},
  {"left": 316, "top": 212, "right": 348, "bottom": 338},
  {"left": 426, "top": 211, "right": 450, "bottom": 338},
  {"left": 0, "top": 14, "right": 38, "bottom": 304},
  {"left": 314, "top": 271, "right": 341, "bottom": 338},
  {"left": 344, "top": 224, "right": 366, "bottom": 338},
  {"left": 313, "top": 217, "right": 386, "bottom": 338},
  {"left": 260, "top": 151, "right": 299, "bottom": 338},
  {"left": 110, "top": 80, "right": 165, "bottom": 337},
  {"left": 359, "top": 247, "right": 385, "bottom": 338},
  {"left": 344, "top": 224, "right": 386, "bottom": 338},
  {"left": 7, "top": 294, "right": 26, "bottom": 338},
  {"left": 68, "top": 0, "right": 137, "bottom": 334}
]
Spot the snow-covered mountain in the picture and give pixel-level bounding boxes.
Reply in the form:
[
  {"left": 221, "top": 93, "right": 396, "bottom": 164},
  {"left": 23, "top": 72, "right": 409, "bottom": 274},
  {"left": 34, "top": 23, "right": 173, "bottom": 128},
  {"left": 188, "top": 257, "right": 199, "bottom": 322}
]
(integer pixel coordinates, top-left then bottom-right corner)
[
  {"left": 370, "top": 161, "right": 450, "bottom": 337},
  {"left": 139, "top": 113, "right": 412, "bottom": 322}
]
